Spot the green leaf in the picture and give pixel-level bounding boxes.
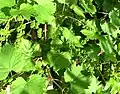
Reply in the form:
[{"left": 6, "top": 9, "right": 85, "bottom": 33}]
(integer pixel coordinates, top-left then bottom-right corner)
[
  {"left": 17, "top": 39, "right": 35, "bottom": 71},
  {"left": 57, "top": 0, "right": 77, "bottom": 4},
  {"left": 85, "top": 76, "right": 102, "bottom": 94},
  {"left": 0, "top": 39, "right": 34, "bottom": 80},
  {"left": 105, "top": 78, "right": 120, "bottom": 94},
  {"left": 62, "top": 27, "right": 82, "bottom": 47},
  {"left": 34, "top": 0, "right": 54, "bottom": 5},
  {"left": 33, "top": 0, "right": 56, "bottom": 23},
  {"left": 0, "top": 29, "right": 11, "bottom": 41},
  {"left": 10, "top": 3, "right": 37, "bottom": 20},
  {"left": 80, "top": 20, "right": 98, "bottom": 39},
  {"left": 64, "top": 64, "right": 82, "bottom": 82},
  {"left": 0, "top": 44, "right": 26, "bottom": 80},
  {"left": 102, "top": 0, "right": 117, "bottom": 12},
  {"left": 47, "top": 51, "right": 71, "bottom": 70},
  {"left": 109, "top": 9, "right": 120, "bottom": 26},
  {"left": 47, "top": 90, "right": 59, "bottom": 94},
  {"left": 79, "top": 0, "right": 96, "bottom": 14},
  {"left": 85, "top": 43, "right": 100, "bottom": 61},
  {"left": 0, "top": 0, "right": 15, "bottom": 9},
  {"left": 103, "top": 1, "right": 114, "bottom": 12},
  {"left": 57, "top": 0, "right": 65, "bottom": 3},
  {"left": 100, "top": 21, "right": 119, "bottom": 38},
  {"left": 0, "top": 11, "right": 7, "bottom": 22},
  {"left": 70, "top": 4, "right": 85, "bottom": 18},
  {"left": 99, "top": 36, "right": 113, "bottom": 54},
  {"left": 99, "top": 36, "right": 117, "bottom": 62},
  {"left": 70, "top": 73, "right": 90, "bottom": 94},
  {"left": 11, "top": 75, "right": 47, "bottom": 94},
  {"left": 0, "top": 89, "right": 7, "bottom": 94},
  {"left": 62, "top": 27, "right": 74, "bottom": 40}
]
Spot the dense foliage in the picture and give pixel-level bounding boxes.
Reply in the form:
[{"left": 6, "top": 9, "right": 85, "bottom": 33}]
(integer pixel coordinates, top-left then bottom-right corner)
[{"left": 0, "top": 0, "right": 120, "bottom": 94}]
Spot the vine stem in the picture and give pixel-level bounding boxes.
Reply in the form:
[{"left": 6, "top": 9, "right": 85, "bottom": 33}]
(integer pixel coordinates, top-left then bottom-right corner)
[
  {"left": 47, "top": 68, "right": 63, "bottom": 93},
  {"left": 43, "top": 24, "right": 47, "bottom": 40},
  {"left": 98, "top": 69, "right": 106, "bottom": 85}
]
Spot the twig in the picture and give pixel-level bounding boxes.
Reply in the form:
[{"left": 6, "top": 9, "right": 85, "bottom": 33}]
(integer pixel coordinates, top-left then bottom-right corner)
[{"left": 43, "top": 24, "right": 47, "bottom": 40}]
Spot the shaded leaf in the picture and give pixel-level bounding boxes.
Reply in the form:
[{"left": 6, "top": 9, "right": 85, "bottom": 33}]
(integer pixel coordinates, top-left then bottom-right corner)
[{"left": 47, "top": 51, "right": 71, "bottom": 70}]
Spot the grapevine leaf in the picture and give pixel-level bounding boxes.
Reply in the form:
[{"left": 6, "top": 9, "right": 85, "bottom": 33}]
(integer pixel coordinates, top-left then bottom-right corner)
[
  {"left": 99, "top": 36, "right": 113, "bottom": 54},
  {"left": 80, "top": 20, "right": 98, "bottom": 39},
  {"left": 10, "top": 77, "right": 27, "bottom": 94},
  {"left": 100, "top": 21, "right": 119, "bottom": 38},
  {"left": 85, "top": 76, "right": 102, "bottom": 94},
  {"left": 81, "top": 29, "right": 95, "bottom": 39},
  {"left": 0, "top": 44, "right": 26, "bottom": 80},
  {"left": 17, "top": 39, "right": 35, "bottom": 71},
  {"left": 0, "top": 0, "right": 15, "bottom": 9},
  {"left": 47, "top": 90, "right": 59, "bottom": 94},
  {"left": 47, "top": 51, "right": 71, "bottom": 70},
  {"left": 10, "top": 3, "right": 37, "bottom": 20},
  {"left": 11, "top": 75, "right": 47, "bottom": 94},
  {"left": 70, "top": 4, "right": 85, "bottom": 18},
  {"left": 85, "top": 43, "right": 100, "bottom": 61},
  {"left": 109, "top": 9, "right": 120, "bottom": 26},
  {"left": 33, "top": 0, "right": 56, "bottom": 23},
  {"left": 64, "top": 64, "right": 82, "bottom": 82},
  {"left": 99, "top": 36, "right": 117, "bottom": 62},
  {"left": 70, "top": 73, "right": 90, "bottom": 94},
  {"left": 34, "top": 0, "right": 54, "bottom": 5},
  {"left": 57, "top": 0, "right": 65, "bottom": 3},
  {"left": 79, "top": 0, "right": 96, "bottom": 14},
  {"left": 105, "top": 78, "right": 120, "bottom": 94},
  {"left": 102, "top": 1, "right": 114, "bottom": 12},
  {"left": 62, "top": 27, "right": 82, "bottom": 47},
  {"left": 102, "top": 0, "right": 117, "bottom": 12},
  {"left": 0, "top": 39, "right": 34, "bottom": 80},
  {"left": 57, "top": 0, "right": 77, "bottom": 4},
  {"left": 0, "top": 11, "right": 7, "bottom": 22}
]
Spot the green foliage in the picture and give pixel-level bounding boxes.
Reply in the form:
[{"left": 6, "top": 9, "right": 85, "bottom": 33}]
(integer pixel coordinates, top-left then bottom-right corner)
[
  {"left": 0, "top": 0, "right": 120, "bottom": 94},
  {"left": 0, "top": 0, "right": 15, "bottom": 9},
  {"left": 11, "top": 75, "right": 47, "bottom": 94}
]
